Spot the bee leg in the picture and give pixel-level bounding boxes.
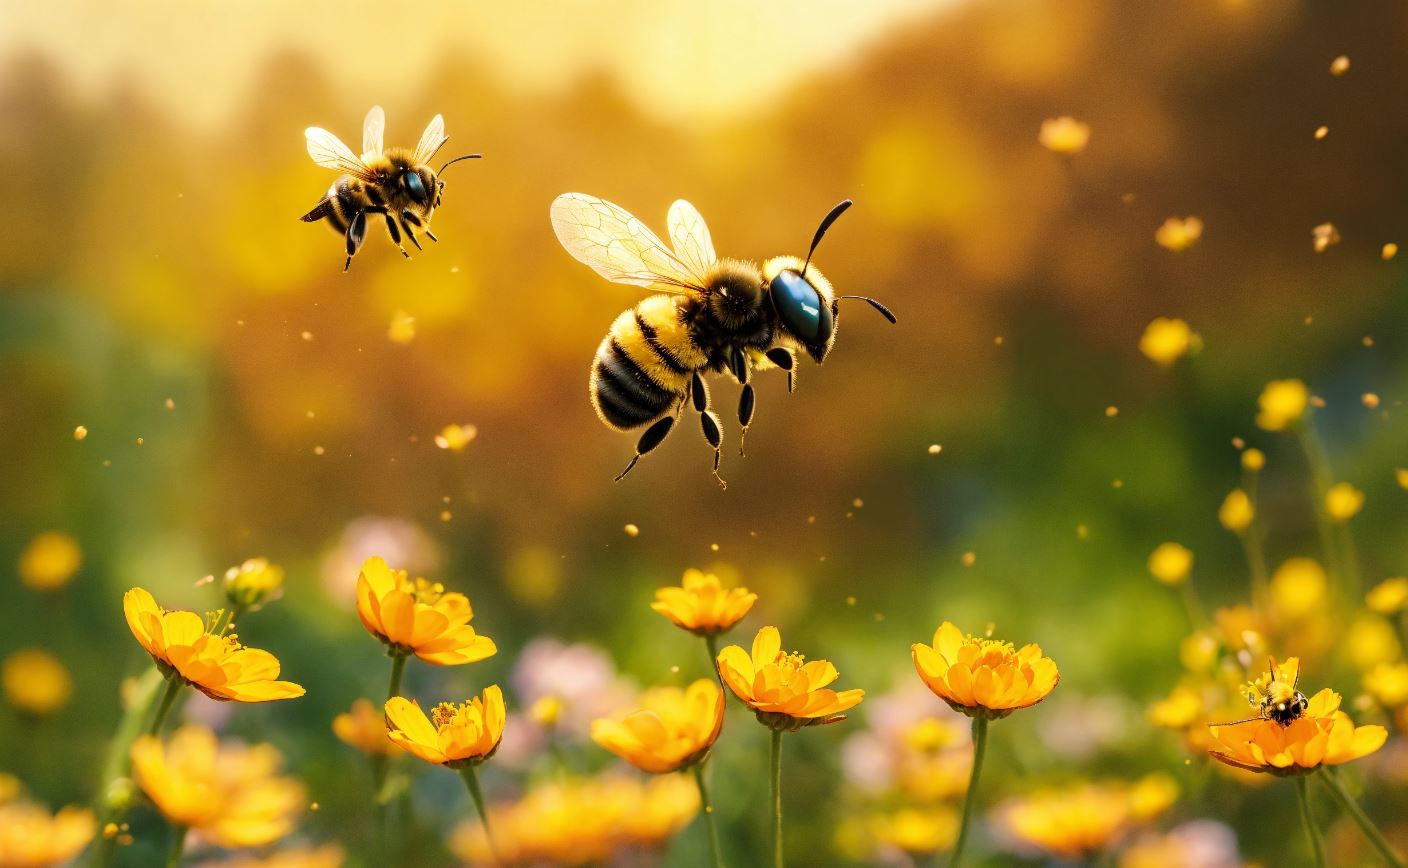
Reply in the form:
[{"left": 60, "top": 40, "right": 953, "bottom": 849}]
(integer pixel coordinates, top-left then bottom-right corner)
[
  {"left": 381, "top": 213, "right": 410, "bottom": 259},
  {"left": 689, "top": 372, "right": 726, "bottom": 489},
  {"left": 400, "top": 211, "right": 424, "bottom": 251},
  {"left": 615, "top": 415, "right": 675, "bottom": 482},
  {"left": 766, "top": 347, "right": 796, "bottom": 393},
  {"left": 343, "top": 211, "right": 368, "bottom": 272},
  {"left": 425, "top": 229, "right": 439, "bottom": 243},
  {"left": 738, "top": 384, "right": 756, "bottom": 457}
]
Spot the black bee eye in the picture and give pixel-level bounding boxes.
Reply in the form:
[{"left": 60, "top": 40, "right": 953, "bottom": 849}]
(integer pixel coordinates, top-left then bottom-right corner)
[
  {"left": 405, "top": 172, "right": 427, "bottom": 203},
  {"left": 770, "top": 269, "right": 832, "bottom": 343}
]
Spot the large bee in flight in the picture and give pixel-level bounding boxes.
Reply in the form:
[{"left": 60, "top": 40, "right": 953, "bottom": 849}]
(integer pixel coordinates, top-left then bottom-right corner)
[
  {"left": 551, "top": 193, "right": 895, "bottom": 487},
  {"left": 301, "top": 106, "right": 480, "bottom": 271}
]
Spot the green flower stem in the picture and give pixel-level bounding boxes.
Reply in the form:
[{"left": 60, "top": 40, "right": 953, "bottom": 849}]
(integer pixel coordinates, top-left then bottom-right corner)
[
  {"left": 386, "top": 653, "right": 408, "bottom": 700},
  {"left": 950, "top": 716, "right": 988, "bottom": 868},
  {"left": 1297, "top": 426, "right": 1349, "bottom": 600},
  {"left": 165, "top": 825, "right": 186, "bottom": 868},
  {"left": 692, "top": 762, "right": 725, "bottom": 868},
  {"left": 705, "top": 634, "right": 723, "bottom": 687},
  {"left": 147, "top": 676, "right": 185, "bottom": 736},
  {"left": 373, "top": 654, "right": 410, "bottom": 851},
  {"left": 1179, "top": 580, "right": 1209, "bottom": 630},
  {"left": 770, "top": 728, "right": 784, "bottom": 868},
  {"left": 460, "top": 765, "right": 499, "bottom": 863},
  {"left": 91, "top": 667, "right": 164, "bottom": 868},
  {"left": 1318, "top": 770, "right": 1407, "bottom": 868},
  {"left": 1296, "top": 775, "right": 1327, "bottom": 868}
]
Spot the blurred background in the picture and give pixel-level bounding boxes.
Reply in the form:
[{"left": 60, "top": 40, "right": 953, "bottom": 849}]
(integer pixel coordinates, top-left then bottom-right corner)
[{"left": 3, "top": 0, "right": 1408, "bottom": 864}]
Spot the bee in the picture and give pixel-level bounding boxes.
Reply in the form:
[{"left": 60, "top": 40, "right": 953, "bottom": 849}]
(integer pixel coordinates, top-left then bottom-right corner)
[
  {"left": 550, "top": 193, "right": 896, "bottom": 487},
  {"left": 300, "top": 106, "right": 481, "bottom": 271},
  {"left": 1217, "top": 657, "right": 1310, "bottom": 727}
]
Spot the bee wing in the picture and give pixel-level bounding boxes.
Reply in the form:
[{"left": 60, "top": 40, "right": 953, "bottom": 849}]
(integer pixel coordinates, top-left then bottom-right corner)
[
  {"left": 551, "top": 193, "right": 706, "bottom": 293},
  {"left": 305, "top": 127, "right": 377, "bottom": 181},
  {"left": 362, "top": 105, "right": 385, "bottom": 159},
  {"left": 413, "top": 113, "right": 448, "bottom": 165},
  {"left": 667, "top": 199, "right": 717, "bottom": 280}
]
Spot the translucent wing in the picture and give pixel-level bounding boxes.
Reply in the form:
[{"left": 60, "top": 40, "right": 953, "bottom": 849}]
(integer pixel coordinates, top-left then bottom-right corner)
[
  {"left": 550, "top": 193, "right": 706, "bottom": 293},
  {"left": 362, "top": 105, "right": 385, "bottom": 159},
  {"left": 305, "top": 127, "right": 377, "bottom": 181},
  {"left": 413, "top": 114, "right": 448, "bottom": 164},
  {"left": 667, "top": 199, "right": 717, "bottom": 280}
]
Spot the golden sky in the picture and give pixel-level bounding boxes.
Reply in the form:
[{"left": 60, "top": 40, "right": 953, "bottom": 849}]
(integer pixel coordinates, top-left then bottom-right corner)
[{"left": 3, "top": 0, "right": 956, "bottom": 126}]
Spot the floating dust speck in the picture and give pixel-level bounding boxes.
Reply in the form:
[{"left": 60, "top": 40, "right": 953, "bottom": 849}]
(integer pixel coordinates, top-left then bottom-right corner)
[
  {"left": 994, "top": 335, "right": 1004, "bottom": 346},
  {"left": 1310, "top": 395, "right": 1326, "bottom": 409},
  {"left": 442, "top": 495, "right": 451, "bottom": 503},
  {"left": 301, "top": 331, "right": 314, "bottom": 342},
  {"left": 624, "top": 523, "right": 640, "bottom": 537},
  {"left": 1383, "top": 243, "right": 1398, "bottom": 261},
  {"left": 164, "top": 398, "right": 175, "bottom": 410},
  {"left": 1311, "top": 222, "right": 1341, "bottom": 252},
  {"left": 807, "top": 515, "right": 816, "bottom": 524},
  {"left": 235, "top": 319, "right": 245, "bottom": 326},
  {"left": 1121, "top": 192, "right": 1136, "bottom": 205},
  {"left": 845, "top": 511, "right": 854, "bottom": 519},
  {"left": 440, "top": 511, "right": 452, "bottom": 522},
  {"left": 1105, "top": 405, "right": 1119, "bottom": 418},
  {"left": 846, "top": 596, "right": 857, "bottom": 606},
  {"left": 961, "top": 551, "right": 976, "bottom": 566},
  {"left": 1304, "top": 315, "right": 1314, "bottom": 325},
  {"left": 928, "top": 444, "right": 943, "bottom": 455},
  {"left": 1112, "top": 479, "right": 1124, "bottom": 489},
  {"left": 1077, "top": 524, "right": 1089, "bottom": 539},
  {"left": 873, "top": 612, "right": 885, "bottom": 622},
  {"left": 852, "top": 497, "right": 864, "bottom": 509},
  {"left": 1314, "top": 125, "right": 1328, "bottom": 140},
  {"left": 102, "top": 459, "right": 112, "bottom": 467},
  {"left": 710, "top": 543, "right": 720, "bottom": 552},
  {"left": 670, "top": 665, "right": 679, "bottom": 673},
  {"left": 73, "top": 426, "right": 88, "bottom": 441},
  {"left": 1330, "top": 55, "right": 1351, "bottom": 75},
  {"left": 1363, "top": 336, "right": 1375, "bottom": 347},
  {"left": 310, "top": 802, "right": 320, "bottom": 812},
  {"left": 1231, "top": 436, "right": 1246, "bottom": 449},
  {"left": 435, "top": 424, "right": 478, "bottom": 451},
  {"left": 1362, "top": 393, "right": 1380, "bottom": 409},
  {"left": 450, "top": 266, "right": 460, "bottom": 274},
  {"left": 313, "top": 446, "right": 325, "bottom": 456},
  {"left": 135, "top": 436, "right": 144, "bottom": 446},
  {"left": 388, "top": 310, "right": 417, "bottom": 344}
]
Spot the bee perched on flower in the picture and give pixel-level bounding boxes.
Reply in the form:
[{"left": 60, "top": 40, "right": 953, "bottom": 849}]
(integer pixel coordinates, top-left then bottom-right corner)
[
  {"left": 123, "top": 588, "right": 304, "bottom": 704},
  {"left": 717, "top": 626, "right": 864, "bottom": 731},
  {"left": 591, "top": 680, "right": 725, "bottom": 774},
  {"left": 651, "top": 568, "right": 757, "bottom": 638},
  {"left": 355, "top": 556, "right": 496, "bottom": 666}
]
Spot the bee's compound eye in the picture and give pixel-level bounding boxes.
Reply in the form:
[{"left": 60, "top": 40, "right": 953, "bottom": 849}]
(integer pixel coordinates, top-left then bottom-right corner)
[
  {"left": 770, "top": 269, "right": 831, "bottom": 343},
  {"left": 405, "top": 172, "right": 427, "bottom": 203}
]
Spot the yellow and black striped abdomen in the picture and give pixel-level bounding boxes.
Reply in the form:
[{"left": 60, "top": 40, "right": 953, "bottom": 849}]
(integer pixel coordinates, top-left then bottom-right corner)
[{"left": 590, "top": 295, "right": 707, "bottom": 431}]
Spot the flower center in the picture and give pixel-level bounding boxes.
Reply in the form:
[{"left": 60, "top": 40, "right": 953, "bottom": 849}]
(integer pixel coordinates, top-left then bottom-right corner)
[
  {"left": 404, "top": 577, "right": 446, "bottom": 605},
  {"left": 773, "top": 650, "right": 807, "bottom": 677}
]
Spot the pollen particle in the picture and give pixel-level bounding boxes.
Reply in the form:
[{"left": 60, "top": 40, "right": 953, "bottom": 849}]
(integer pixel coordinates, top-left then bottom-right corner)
[
  {"left": 852, "top": 498, "right": 864, "bottom": 509},
  {"left": 1105, "top": 405, "right": 1119, "bottom": 418},
  {"left": 1382, "top": 243, "right": 1398, "bottom": 261},
  {"left": 1362, "top": 393, "right": 1381, "bottom": 409},
  {"left": 1396, "top": 468, "right": 1408, "bottom": 490},
  {"left": 961, "top": 551, "right": 976, "bottom": 567},
  {"left": 1312, "top": 222, "right": 1341, "bottom": 252},
  {"left": 73, "top": 426, "right": 87, "bottom": 441},
  {"left": 1076, "top": 524, "right": 1089, "bottom": 539},
  {"left": 623, "top": 523, "right": 640, "bottom": 537},
  {"left": 710, "top": 543, "right": 719, "bottom": 552},
  {"left": 439, "top": 511, "right": 452, "bottom": 522},
  {"left": 164, "top": 398, "right": 175, "bottom": 409},
  {"left": 313, "top": 446, "right": 325, "bottom": 456},
  {"left": 1038, "top": 116, "right": 1091, "bottom": 155},
  {"left": 301, "top": 331, "right": 314, "bottom": 342},
  {"left": 846, "top": 596, "right": 857, "bottom": 606},
  {"left": 928, "top": 444, "right": 943, "bottom": 455},
  {"left": 135, "top": 437, "right": 144, "bottom": 446},
  {"left": 1231, "top": 437, "right": 1246, "bottom": 449},
  {"left": 994, "top": 335, "right": 1005, "bottom": 345},
  {"left": 1314, "top": 125, "right": 1329, "bottom": 140},
  {"left": 388, "top": 310, "right": 417, "bottom": 344},
  {"left": 1330, "top": 55, "right": 1351, "bottom": 75},
  {"left": 1363, "top": 336, "right": 1375, "bottom": 347}
]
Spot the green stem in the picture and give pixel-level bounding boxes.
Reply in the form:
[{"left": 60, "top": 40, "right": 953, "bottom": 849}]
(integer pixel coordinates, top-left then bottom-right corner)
[
  {"left": 147, "top": 676, "right": 185, "bottom": 736},
  {"left": 1296, "top": 775, "right": 1327, "bottom": 868},
  {"left": 1240, "top": 527, "right": 1270, "bottom": 611},
  {"left": 1179, "top": 580, "right": 1209, "bottom": 630},
  {"left": 950, "top": 716, "right": 988, "bottom": 868},
  {"left": 90, "top": 667, "right": 164, "bottom": 868},
  {"left": 693, "top": 762, "right": 725, "bottom": 868},
  {"left": 386, "top": 653, "right": 408, "bottom": 700},
  {"left": 1297, "top": 426, "right": 1346, "bottom": 600},
  {"left": 373, "top": 654, "right": 409, "bottom": 853},
  {"left": 460, "top": 765, "right": 499, "bottom": 863},
  {"left": 165, "top": 825, "right": 186, "bottom": 868},
  {"left": 1319, "top": 769, "right": 1408, "bottom": 868},
  {"left": 771, "top": 728, "right": 784, "bottom": 868},
  {"left": 705, "top": 634, "right": 726, "bottom": 692}
]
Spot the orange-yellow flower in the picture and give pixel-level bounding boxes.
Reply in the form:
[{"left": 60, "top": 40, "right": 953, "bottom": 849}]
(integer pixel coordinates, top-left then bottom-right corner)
[
  {"left": 1366, "top": 577, "right": 1408, "bottom": 615},
  {"left": 17, "top": 532, "right": 81, "bottom": 592},
  {"left": 130, "top": 726, "right": 306, "bottom": 849},
  {"left": 1037, "top": 117, "right": 1090, "bottom": 155},
  {"left": 1364, "top": 662, "right": 1408, "bottom": 708},
  {"left": 355, "top": 557, "right": 496, "bottom": 666},
  {"left": 1138, "top": 318, "right": 1199, "bottom": 367},
  {"left": 1217, "top": 489, "right": 1254, "bottom": 533},
  {"left": 1147, "top": 543, "right": 1193, "bottom": 586},
  {"left": 591, "top": 679, "right": 725, "bottom": 773},
  {"left": 1255, "top": 379, "right": 1309, "bottom": 431},
  {"left": 1001, "top": 776, "right": 1174, "bottom": 861},
  {"left": 716, "top": 626, "right": 863, "bottom": 730},
  {"left": 868, "top": 806, "right": 960, "bottom": 857},
  {"left": 1207, "top": 688, "right": 1387, "bottom": 775},
  {"left": 1155, "top": 217, "right": 1203, "bottom": 252},
  {"left": 1325, "top": 482, "right": 1364, "bottom": 522},
  {"left": 912, "top": 622, "right": 1058, "bottom": 719},
  {"left": 1, "top": 649, "right": 72, "bottom": 716},
  {"left": 332, "top": 699, "right": 402, "bottom": 756},
  {"left": 650, "top": 569, "right": 757, "bottom": 636},
  {"left": 0, "top": 800, "right": 95, "bottom": 868},
  {"left": 123, "top": 588, "right": 303, "bottom": 703},
  {"left": 213, "top": 844, "right": 345, "bottom": 868},
  {"left": 384, "top": 687, "right": 505, "bottom": 768}
]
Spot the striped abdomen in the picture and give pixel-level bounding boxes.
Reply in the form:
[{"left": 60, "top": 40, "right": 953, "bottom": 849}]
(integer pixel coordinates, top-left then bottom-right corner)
[
  {"left": 591, "top": 295, "right": 708, "bottom": 430},
  {"left": 303, "top": 176, "right": 390, "bottom": 232}
]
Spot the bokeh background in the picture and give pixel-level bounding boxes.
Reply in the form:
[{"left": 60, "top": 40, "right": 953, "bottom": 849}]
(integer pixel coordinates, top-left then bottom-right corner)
[{"left": 3, "top": 0, "right": 1408, "bottom": 864}]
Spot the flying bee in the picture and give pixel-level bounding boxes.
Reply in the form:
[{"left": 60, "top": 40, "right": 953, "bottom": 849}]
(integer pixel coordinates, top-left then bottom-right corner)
[
  {"left": 301, "top": 106, "right": 481, "bottom": 271},
  {"left": 550, "top": 193, "right": 896, "bottom": 487},
  {"left": 1215, "top": 656, "right": 1310, "bottom": 727}
]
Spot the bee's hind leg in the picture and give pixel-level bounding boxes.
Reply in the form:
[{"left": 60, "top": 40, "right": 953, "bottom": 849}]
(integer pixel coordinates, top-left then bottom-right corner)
[
  {"left": 765, "top": 348, "right": 796, "bottom": 393},
  {"left": 690, "top": 372, "right": 727, "bottom": 489},
  {"left": 343, "top": 211, "right": 368, "bottom": 272},
  {"left": 615, "top": 415, "right": 676, "bottom": 482},
  {"left": 425, "top": 229, "right": 439, "bottom": 243},
  {"left": 729, "top": 348, "right": 755, "bottom": 457},
  {"left": 399, "top": 211, "right": 424, "bottom": 251},
  {"left": 381, "top": 212, "right": 410, "bottom": 259}
]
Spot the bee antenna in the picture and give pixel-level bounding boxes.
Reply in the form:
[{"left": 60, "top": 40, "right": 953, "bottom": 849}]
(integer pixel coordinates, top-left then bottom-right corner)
[
  {"left": 801, "top": 198, "right": 853, "bottom": 279},
  {"left": 438, "top": 154, "right": 482, "bottom": 175},
  {"left": 838, "top": 295, "right": 897, "bottom": 324}
]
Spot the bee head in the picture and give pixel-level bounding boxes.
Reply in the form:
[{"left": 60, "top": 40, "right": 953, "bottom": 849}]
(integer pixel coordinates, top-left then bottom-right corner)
[
  {"left": 764, "top": 257, "right": 836, "bottom": 364},
  {"left": 400, "top": 166, "right": 434, "bottom": 210}
]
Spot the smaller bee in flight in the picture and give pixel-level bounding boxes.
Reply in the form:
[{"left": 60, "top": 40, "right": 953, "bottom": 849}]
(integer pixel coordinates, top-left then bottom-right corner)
[{"left": 301, "top": 106, "right": 480, "bottom": 271}]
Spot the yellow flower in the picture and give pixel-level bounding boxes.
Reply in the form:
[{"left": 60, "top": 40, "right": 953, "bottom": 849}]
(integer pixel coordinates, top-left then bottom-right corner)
[
  {"left": 1213, "top": 605, "right": 1269, "bottom": 655},
  {"left": 1127, "top": 773, "right": 1178, "bottom": 822},
  {"left": 1179, "top": 631, "right": 1218, "bottom": 672},
  {"left": 213, "top": 844, "right": 345, "bottom": 868},
  {"left": 1241, "top": 448, "right": 1265, "bottom": 472},
  {"left": 717, "top": 626, "right": 863, "bottom": 730},
  {"left": 869, "top": 806, "right": 960, "bottom": 857},
  {"left": 383, "top": 686, "right": 505, "bottom": 768},
  {"left": 1001, "top": 784, "right": 1131, "bottom": 860},
  {"left": 0, "top": 801, "right": 95, "bottom": 868},
  {"left": 1364, "top": 662, "right": 1408, "bottom": 708},
  {"left": 1218, "top": 490, "right": 1254, "bottom": 533},
  {"left": 617, "top": 774, "right": 700, "bottom": 847},
  {"left": 130, "top": 726, "right": 306, "bottom": 849},
  {"left": 1037, "top": 116, "right": 1090, "bottom": 155},
  {"left": 18, "top": 532, "right": 81, "bottom": 592},
  {"left": 1207, "top": 688, "right": 1387, "bottom": 775},
  {"left": 912, "top": 622, "right": 1058, "bottom": 719},
  {"left": 650, "top": 568, "right": 757, "bottom": 636},
  {"left": 1325, "top": 482, "right": 1364, "bottom": 522},
  {"left": 332, "top": 699, "right": 401, "bottom": 756},
  {"left": 223, "top": 557, "right": 284, "bottom": 611},
  {"left": 354, "top": 556, "right": 496, "bottom": 665},
  {"left": 434, "top": 424, "right": 478, "bottom": 451},
  {"left": 1155, "top": 217, "right": 1203, "bottom": 252},
  {"left": 1345, "top": 614, "right": 1401, "bottom": 670},
  {"left": 1366, "top": 577, "right": 1408, "bottom": 615},
  {"left": 1397, "top": 468, "right": 1408, "bottom": 490},
  {"left": 530, "top": 695, "right": 563, "bottom": 727},
  {"left": 1147, "top": 543, "right": 1193, "bottom": 587},
  {"left": 0, "top": 774, "right": 17, "bottom": 804},
  {"left": 1256, "top": 379, "right": 1309, "bottom": 431},
  {"left": 123, "top": 588, "right": 304, "bottom": 703},
  {"left": 1, "top": 649, "right": 72, "bottom": 716},
  {"left": 591, "top": 679, "right": 725, "bottom": 773},
  {"left": 1148, "top": 684, "right": 1204, "bottom": 730},
  {"left": 1270, "top": 558, "right": 1327, "bottom": 621},
  {"left": 1138, "top": 318, "right": 1199, "bottom": 367}
]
